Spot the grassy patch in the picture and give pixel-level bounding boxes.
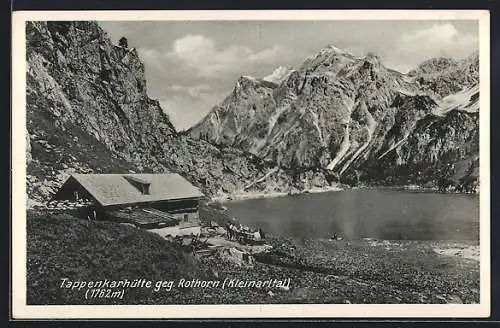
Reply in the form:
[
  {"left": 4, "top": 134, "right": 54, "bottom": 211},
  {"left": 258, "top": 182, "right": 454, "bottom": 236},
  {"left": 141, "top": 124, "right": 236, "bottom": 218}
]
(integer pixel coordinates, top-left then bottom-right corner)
[{"left": 27, "top": 210, "right": 212, "bottom": 304}]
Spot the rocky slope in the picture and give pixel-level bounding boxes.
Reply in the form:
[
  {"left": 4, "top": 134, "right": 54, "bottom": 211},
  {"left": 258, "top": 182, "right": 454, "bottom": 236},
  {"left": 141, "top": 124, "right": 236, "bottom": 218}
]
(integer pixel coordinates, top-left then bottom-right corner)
[
  {"left": 408, "top": 52, "right": 479, "bottom": 97},
  {"left": 26, "top": 21, "right": 306, "bottom": 203},
  {"left": 189, "top": 45, "right": 479, "bottom": 191},
  {"left": 26, "top": 22, "right": 479, "bottom": 204}
]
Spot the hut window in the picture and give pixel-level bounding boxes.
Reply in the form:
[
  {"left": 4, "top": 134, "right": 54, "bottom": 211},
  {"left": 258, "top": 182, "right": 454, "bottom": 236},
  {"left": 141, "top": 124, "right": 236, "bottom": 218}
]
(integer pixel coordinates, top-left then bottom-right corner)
[{"left": 123, "top": 175, "right": 151, "bottom": 195}]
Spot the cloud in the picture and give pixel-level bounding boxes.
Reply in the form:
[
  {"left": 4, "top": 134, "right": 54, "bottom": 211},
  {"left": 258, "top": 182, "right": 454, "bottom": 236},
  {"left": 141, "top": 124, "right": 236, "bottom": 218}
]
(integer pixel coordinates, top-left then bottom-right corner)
[
  {"left": 388, "top": 23, "right": 478, "bottom": 73},
  {"left": 401, "top": 23, "right": 477, "bottom": 50},
  {"left": 167, "top": 35, "right": 215, "bottom": 66},
  {"left": 166, "top": 84, "right": 211, "bottom": 99},
  {"left": 248, "top": 46, "right": 283, "bottom": 62},
  {"left": 165, "top": 34, "right": 284, "bottom": 77},
  {"left": 136, "top": 48, "right": 165, "bottom": 71},
  {"left": 402, "top": 23, "right": 458, "bottom": 44}
]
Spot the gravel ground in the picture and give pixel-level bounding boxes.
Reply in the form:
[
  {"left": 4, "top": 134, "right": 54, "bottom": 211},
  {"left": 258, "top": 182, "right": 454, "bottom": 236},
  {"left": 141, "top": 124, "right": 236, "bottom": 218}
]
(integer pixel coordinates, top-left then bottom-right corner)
[{"left": 197, "top": 236, "right": 480, "bottom": 304}]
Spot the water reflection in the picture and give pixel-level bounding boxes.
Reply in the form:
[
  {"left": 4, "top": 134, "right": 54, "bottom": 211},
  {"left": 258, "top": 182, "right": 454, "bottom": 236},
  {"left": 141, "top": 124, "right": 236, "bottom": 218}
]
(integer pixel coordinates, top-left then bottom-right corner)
[{"left": 224, "top": 190, "right": 479, "bottom": 241}]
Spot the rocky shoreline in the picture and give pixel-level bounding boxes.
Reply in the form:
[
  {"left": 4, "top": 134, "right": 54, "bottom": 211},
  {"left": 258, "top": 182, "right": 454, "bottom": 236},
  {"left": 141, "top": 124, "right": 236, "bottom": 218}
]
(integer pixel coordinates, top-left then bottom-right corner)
[
  {"left": 212, "top": 183, "right": 478, "bottom": 203},
  {"left": 201, "top": 235, "right": 480, "bottom": 304},
  {"left": 213, "top": 185, "right": 343, "bottom": 202}
]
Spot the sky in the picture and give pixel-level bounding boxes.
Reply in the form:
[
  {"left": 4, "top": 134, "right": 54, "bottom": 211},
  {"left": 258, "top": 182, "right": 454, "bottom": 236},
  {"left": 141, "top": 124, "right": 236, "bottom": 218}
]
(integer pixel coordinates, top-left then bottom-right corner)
[{"left": 99, "top": 20, "right": 478, "bottom": 131}]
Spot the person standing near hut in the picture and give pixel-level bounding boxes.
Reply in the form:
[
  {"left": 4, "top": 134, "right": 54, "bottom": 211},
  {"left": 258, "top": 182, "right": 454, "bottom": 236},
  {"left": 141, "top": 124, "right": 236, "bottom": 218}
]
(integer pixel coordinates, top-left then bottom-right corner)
[
  {"left": 87, "top": 206, "right": 97, "bottom": 230},
  {"left": 225, "top": 222, "right": 233, "bottom": 240},
  {"left": 258, "top": 228, "right": 265, "bottom": 240}
]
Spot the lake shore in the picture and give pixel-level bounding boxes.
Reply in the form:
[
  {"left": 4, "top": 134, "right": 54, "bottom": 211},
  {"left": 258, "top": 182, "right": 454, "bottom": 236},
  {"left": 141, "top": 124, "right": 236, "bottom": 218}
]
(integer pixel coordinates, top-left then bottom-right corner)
[
  {"left": 211, "top": 183, "right": 477, "bottom": 203},
  {"left": 430, "top": 241, "right": 480, "bottom": 261},
  {"left": 219, "top": 236, "right": 481, "bottom": 304},
  {"left": 194, "top": 236, "right": 480, "bottom": 304},
  {"left": 212, "top": 185, "right": 344, "bottom": 202},
  {"left": 355, "top": 184, "right": 479, "bottom": 195}
]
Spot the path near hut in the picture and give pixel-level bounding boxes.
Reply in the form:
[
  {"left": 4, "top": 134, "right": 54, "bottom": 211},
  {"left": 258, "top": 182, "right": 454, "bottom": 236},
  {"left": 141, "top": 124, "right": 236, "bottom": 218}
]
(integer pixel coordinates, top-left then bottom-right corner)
[{"left": 204, "top": 235, "right": 272, "bottom": 253}]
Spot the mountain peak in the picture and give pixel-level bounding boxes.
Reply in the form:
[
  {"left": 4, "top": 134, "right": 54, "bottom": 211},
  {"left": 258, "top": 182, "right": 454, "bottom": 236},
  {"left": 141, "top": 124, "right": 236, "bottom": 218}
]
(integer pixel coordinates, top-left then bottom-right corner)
[
  {"left": 407, "top": 57, "right": 459, "bottom": 77},
  {"left": 263, "top": 66, "right": 294, "bottom": 84},
  {"left": 235, "top": 75, "right": 260, "bottom": 88},
  {"left": 322, "top": 44, "right": 353, "bottom": 56},
  {"left": 312, "top": 44, "right": 357, "bottom": 60},
  {"left": 299, "top": 44, "right": 357, "bottom": 73},
  {"left": 240, "top": 75, "right": 258, "bottom": 81},
  {"left": 363, "top": 52, "right": 381, "bottom": 62},
  {"left": 463, "top": 51, "right": 479, "bottom": 65},
  {"left": 407, "top": 52, "right": 479, "bottom": 97}
]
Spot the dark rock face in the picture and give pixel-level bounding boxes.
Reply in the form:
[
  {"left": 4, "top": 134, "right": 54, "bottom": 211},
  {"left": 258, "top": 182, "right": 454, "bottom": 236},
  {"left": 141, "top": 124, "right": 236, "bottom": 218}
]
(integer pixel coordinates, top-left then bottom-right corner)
[
  {"left": 408, "top": 52, "right": 479, "bottom": 97},
  {"left": 27, "top": 21, "right": 176, "bottom": 160},
  {"left": 26, "top": 21, "right": 296, "bottom": 202},
  {"left": 189, "top": 45, "right": 479, "bottom": 191}
]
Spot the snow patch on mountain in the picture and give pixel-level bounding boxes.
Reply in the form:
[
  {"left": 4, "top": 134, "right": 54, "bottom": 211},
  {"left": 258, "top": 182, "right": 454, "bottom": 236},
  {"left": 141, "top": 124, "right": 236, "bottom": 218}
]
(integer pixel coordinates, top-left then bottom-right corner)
[
  {"left": 263, "top": 66, "right": 294, "bottom": 84},
  {"left": 435, "top": 85, "right": 479, "bottom": 116}
]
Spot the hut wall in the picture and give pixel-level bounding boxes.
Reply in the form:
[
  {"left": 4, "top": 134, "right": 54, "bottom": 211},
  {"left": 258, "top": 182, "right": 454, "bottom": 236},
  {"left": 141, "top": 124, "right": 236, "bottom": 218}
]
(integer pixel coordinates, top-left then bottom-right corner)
[
  {"left": 150, "top": 199, "right": 200, "bottom": 213},
  {"left": 103, "top": 198, "right": 201, "bottom": 220}
]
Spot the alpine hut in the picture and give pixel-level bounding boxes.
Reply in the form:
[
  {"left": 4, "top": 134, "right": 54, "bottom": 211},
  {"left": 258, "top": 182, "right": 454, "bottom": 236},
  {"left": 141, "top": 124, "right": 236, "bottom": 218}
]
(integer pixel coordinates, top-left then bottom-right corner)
[{"left": 51, "top": 173, "right": 205, "bottom": 228}]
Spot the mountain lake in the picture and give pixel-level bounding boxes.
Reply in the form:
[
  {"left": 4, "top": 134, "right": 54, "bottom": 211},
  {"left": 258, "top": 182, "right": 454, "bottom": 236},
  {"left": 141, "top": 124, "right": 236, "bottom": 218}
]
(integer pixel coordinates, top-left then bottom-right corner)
[{"left": 224, "top": 189, "right": 479, "bottom": 241}]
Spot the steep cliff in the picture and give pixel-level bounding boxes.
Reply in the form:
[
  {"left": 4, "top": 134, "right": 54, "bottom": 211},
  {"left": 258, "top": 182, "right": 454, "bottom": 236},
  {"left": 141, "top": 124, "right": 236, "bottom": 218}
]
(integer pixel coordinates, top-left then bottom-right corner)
[
  {"left": 189, "top": 45, "right": 479, "bottom": 191},
  {"left": 25, "top": 21, "right": 297, "bottom": 202}
]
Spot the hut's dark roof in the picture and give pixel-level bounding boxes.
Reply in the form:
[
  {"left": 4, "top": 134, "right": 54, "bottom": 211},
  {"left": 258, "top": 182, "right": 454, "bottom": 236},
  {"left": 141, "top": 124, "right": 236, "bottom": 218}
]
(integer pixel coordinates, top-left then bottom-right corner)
[{"left": 68, "top": 173, "right": 204, "bottom": 207}]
